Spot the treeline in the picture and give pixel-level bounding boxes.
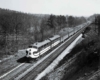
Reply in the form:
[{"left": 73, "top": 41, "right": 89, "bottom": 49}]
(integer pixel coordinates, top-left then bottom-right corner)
[
  {"left": 0, "top": 8, "right": 87, "bottom": 38},
  {"left": 0, "top": 8, "right": 87, "bottom": 57},
  {"left": 89, "top": 14, "right": 100, "bottom": 36}
]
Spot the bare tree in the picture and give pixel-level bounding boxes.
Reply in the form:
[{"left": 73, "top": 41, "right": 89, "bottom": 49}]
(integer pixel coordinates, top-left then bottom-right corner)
[
  {"left": 40, "top": 17, "right": 47, "bottom": 41},
  {"left": 47, "top": 14, "right": 57, "bottom": 35}
]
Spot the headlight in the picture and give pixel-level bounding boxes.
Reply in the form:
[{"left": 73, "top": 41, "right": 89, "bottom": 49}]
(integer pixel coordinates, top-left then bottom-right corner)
[{"left": 29, "top": 53, "right": 31, "bottom": 55}]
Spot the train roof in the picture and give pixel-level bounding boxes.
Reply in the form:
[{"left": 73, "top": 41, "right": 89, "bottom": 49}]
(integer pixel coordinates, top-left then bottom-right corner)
[
  {"left": 49, "top": 35, "right": 60, "bottom": 41},
  {"left": 32, "top": 39, "right": 50, "bottom": 48},
  {"left": 30, "top": 35, "right": 60, "bottom": 48}
]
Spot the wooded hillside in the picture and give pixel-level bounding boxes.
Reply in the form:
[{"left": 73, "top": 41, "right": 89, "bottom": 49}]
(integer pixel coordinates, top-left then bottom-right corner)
[{"left": 0, "top": 8, "right": 87, "bottom": 58}]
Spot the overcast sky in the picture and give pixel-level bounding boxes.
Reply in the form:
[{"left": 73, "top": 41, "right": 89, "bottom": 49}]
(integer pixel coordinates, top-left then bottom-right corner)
[{"left": 0, "top": 0, "right": 99, "bottom": 16}]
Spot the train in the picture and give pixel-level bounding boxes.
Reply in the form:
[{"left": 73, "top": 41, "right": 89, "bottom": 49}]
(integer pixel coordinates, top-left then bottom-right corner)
[
  {"left": 26, "top": 35, "right": 61, "bottom": 59},
  {"left": 26, "top": 21, "right": 91, "bottom": 59}
]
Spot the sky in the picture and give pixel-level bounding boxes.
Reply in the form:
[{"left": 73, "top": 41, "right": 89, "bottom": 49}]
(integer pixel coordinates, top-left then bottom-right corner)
[{"left": 0, "top": 0, "right": 100, "bottom": 17}]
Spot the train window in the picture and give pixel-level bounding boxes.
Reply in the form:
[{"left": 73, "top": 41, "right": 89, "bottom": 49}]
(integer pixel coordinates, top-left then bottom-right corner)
[
  {"left": 41, "top": 45, "right": 44, "bottom": 49},
  {"left": 29, "top": 46, "right": 32, "bottom": 48},
  {"left": 46, "top": 43, "right": 48, "bottom": 46},
  {"left": 29, "top": 46, "right": 38, "bottom": 49},
  {"left": 33, "top": 46, "right": 37, "bottom": 48},
  {"left": 47, "top": 43, "right": 49, "bottom": 46},
  {"left": 44, "top": 44, "right": 47, "bottom": 48}
]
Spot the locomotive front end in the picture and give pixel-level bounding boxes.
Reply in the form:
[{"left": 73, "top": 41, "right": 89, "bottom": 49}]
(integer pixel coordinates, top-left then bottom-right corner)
[{"left": 26, "top": 46, "right": 39, "bottom": 58}]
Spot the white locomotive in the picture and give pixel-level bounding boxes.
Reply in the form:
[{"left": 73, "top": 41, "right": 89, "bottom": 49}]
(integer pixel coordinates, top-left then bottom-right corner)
[{"left": 26, "top": 35, "right": 61, "bottom": 59}]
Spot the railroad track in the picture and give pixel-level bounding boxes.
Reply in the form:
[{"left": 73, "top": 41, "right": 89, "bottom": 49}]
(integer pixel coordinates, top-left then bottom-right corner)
[{"left": 0, "top": 23, "right": 91, "bottom": 80}]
